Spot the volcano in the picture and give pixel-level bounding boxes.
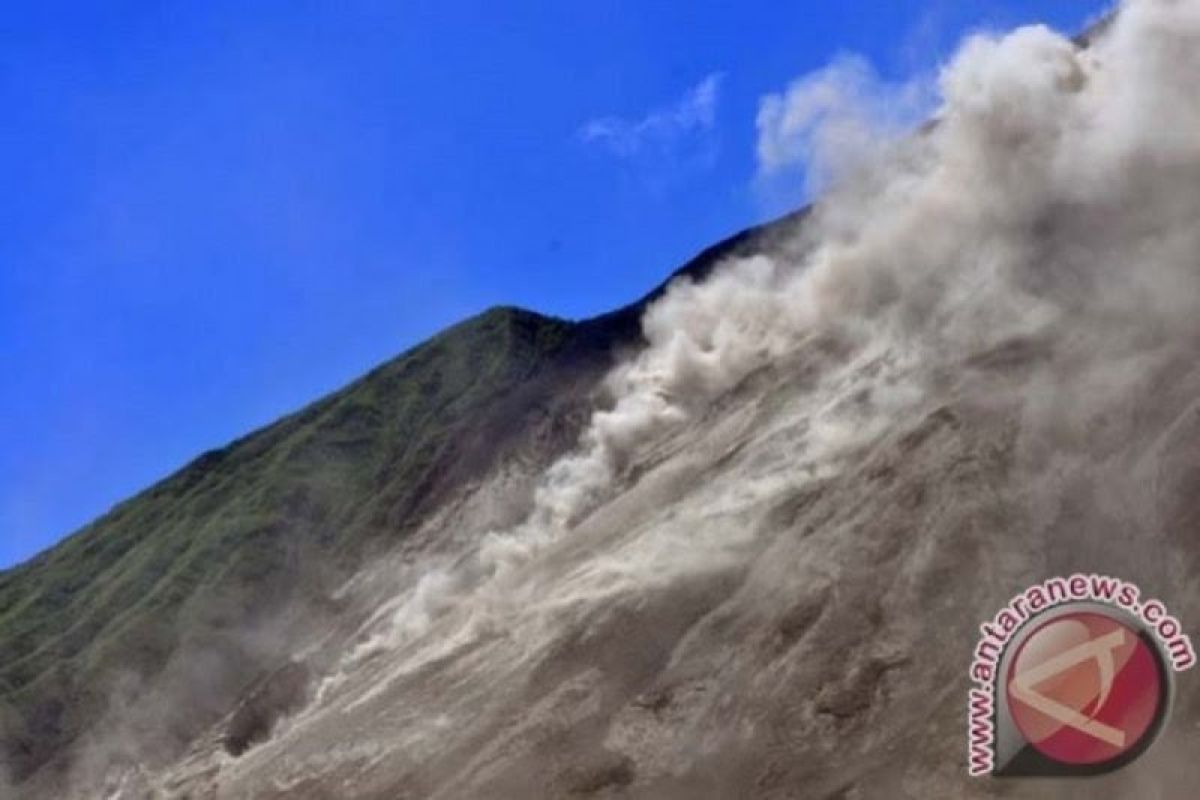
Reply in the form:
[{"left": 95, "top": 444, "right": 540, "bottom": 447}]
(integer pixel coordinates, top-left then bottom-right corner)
[{"left": 4, "top": 5, "right": 1200, "bottom": 798}]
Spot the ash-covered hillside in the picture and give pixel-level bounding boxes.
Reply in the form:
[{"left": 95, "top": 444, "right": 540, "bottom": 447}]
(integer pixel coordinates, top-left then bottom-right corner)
[
  {"left": 0, "top": 198, "right": 803, "bottom": 795},
  {"left": 7, "top": 2, "right": 1200, "bottom": 798}
]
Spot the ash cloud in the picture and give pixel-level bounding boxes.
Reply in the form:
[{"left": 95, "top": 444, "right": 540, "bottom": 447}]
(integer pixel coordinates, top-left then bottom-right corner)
[
  {"left": 579, "top": 1, "right": 1200, "bottom": 557},
  {"left": 29, "top": 3, "right": 1200, "bottom": 796},
  {"left": 235, "top": 3, "right": 1200, "bottom": 794},
  {"left": 354, "top": 0, "right": 1200, "bottom": 664}
]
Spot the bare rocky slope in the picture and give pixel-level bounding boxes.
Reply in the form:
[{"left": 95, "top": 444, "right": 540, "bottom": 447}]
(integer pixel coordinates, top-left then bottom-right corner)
[
  {"left": 0, "top": 206, "right": 809, "bottom": 796},
  {"left": 8, "top": 4, "right": 1200, "bottom": 798},
  {"left": 120, "top": 279, "right": 1200, "bottom": 798}
]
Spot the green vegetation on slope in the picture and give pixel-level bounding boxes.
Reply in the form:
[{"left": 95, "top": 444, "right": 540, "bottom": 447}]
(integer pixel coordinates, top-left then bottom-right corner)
[
  {"left": 0, "top": 209, "right": 805, "bottom": 787},
  {"left": 0, "top": 306, "right": 588, "bottom": 782}
]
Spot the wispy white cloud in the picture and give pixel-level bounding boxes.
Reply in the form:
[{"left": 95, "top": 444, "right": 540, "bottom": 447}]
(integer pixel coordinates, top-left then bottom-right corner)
[{"left": 580, "top": 73, "right": 724, "bottom": 159}]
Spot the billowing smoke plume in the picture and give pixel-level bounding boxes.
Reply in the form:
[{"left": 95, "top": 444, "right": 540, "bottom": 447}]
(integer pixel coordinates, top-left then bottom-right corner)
[
  {"left": 41, "top": 2, "right": 1200, "bottom": 796},
  {"left": 113, "top": 2, "right": 1200, "bottom": 796},
  {"left": 343, "top": 0, "right": 1200, "bottom": 670}
]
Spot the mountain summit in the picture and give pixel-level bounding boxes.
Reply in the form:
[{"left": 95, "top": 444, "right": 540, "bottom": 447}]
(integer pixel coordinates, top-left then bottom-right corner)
[
  {"left": 6, "top": 5, "right": 1200, "bottom": 799},
  {"left": 0, "top": 209, "right": 806, "bottom": 795}
]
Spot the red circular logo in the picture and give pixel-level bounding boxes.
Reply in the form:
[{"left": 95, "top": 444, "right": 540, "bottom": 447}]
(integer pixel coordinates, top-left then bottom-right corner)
[{"left": 1005, "top": 611, "right": 1165, "bottom": 766}]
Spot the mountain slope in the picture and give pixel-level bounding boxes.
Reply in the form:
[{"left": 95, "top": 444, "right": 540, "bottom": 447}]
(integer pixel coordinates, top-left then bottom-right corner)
[
  {"left": 0, "top": 210, "right": 806, "bottom": 791},
  {"left": 11, "top": 5, "right": 1200, "bottom": 799},
  {"left": 100, "top": 7, "right": 1200, "bottom": 798},
  {"left": 0, "top": 305, "right": 564, "bottom": 784}
]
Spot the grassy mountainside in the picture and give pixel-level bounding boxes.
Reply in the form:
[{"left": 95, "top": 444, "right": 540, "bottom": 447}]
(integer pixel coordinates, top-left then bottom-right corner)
[
  {"left": 0, "top": 306, "right": 592, "bottom": 783},
  {"left": 0, "top": 210, "right": 807, "bottom": 787}
]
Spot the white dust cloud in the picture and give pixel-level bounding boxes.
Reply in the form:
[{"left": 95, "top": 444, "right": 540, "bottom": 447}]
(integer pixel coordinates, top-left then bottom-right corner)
[{"left": 340, "top": 0, "right": 1200, "bottom": 720}]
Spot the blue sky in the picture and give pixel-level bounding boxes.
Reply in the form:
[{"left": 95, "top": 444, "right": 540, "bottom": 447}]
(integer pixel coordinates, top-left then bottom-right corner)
[{"left": 0, "top": 0, "right": 1104, "bottom": 569}]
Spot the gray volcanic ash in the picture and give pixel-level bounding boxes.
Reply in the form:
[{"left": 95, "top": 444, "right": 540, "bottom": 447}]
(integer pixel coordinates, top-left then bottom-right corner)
[{"left": 35, "top": 2, "right": 1200, "bottom": 797}]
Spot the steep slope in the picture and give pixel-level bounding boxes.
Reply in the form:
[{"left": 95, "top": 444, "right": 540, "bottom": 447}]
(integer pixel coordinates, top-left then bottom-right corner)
[
  {"left": 100, "top": 5, "right": 1200, "bottom": 798},
  {"left": 10, "top": 4, "right": 1200, "bottom": 799},
  {"left": 0, "top": 305, "right": 570, "bottom": 784},
  {"left": 0, "top": 209, "right": 805, "bottom": 792},
  {"left": 159, "top": 333, "right": 1200, "bottom": 800}
]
